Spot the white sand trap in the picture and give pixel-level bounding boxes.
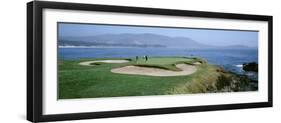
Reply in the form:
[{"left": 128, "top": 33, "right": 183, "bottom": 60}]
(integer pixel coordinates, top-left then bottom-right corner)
[
  {"left": 79, "top": 60, "right": 129, "bottom": 66},
  {"left": 193, "top": 62, "right": 202, "bottom": 65},
  {"left": 111, "top": 64, "right": 197, "bottom": 76}
]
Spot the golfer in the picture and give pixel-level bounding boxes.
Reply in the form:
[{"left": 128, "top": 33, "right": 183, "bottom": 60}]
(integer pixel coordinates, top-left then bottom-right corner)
[{"left": 145, "top": 55, "right": 148, "bottom": 62}]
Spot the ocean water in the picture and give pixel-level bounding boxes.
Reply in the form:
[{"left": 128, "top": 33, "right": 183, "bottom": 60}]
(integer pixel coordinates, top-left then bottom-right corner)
[{"left": 59, "top": 47, "right": 258, "bottom": 74}]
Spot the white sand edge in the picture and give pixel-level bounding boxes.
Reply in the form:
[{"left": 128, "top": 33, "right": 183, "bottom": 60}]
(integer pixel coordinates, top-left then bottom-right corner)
[
  {"left": 192, "top": 62, "right": 202, "bottom": 65},
  {"left": 79, "top": 60, "right": 129, "bottom": 66},
  {"left": 111, "top": 63, "right": 197, "bottom": 76}
]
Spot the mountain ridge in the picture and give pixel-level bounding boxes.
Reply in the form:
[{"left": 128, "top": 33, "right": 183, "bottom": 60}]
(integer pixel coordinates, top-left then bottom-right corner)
[{"left": 59, "top": 33, "right": 255, "bottom": 49}]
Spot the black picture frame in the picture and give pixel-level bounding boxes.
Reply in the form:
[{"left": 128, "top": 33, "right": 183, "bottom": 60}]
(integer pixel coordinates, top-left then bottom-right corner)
[{"left": 27, "top": 1, "right": 273, "bottom": 122}]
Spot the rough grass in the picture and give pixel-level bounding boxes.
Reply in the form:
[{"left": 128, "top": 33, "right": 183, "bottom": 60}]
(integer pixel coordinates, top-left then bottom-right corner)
[
  {"left": 165, "top": 64, "right": 221, "bottom": 94},
  {"left": 58, "top": 57, "right": 222, "bottom": 99}
]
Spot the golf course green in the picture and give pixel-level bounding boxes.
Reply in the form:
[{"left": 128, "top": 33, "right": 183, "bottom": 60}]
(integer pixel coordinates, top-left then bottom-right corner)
[{"left": 58, "top": 57, "right": 249, "bottom": 99}]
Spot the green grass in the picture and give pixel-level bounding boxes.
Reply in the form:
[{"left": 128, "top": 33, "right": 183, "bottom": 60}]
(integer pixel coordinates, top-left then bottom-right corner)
[
  {"left": 134, "top": 57, "right": 192, "bottom": 65},
  {"left": 58, "top": 57, "right": 222, "bottom": 99}
]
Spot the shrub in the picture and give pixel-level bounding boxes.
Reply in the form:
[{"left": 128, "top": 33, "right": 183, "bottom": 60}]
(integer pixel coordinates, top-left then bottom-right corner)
[
  {"left": 233, "top": 76, "right": 250, "bottom": 91},
  {"left": 215, "top": 73, "right": 251, "bottom": 92},
  {"left": 216, "top": 74, "right": 231, "bottom": 90}
]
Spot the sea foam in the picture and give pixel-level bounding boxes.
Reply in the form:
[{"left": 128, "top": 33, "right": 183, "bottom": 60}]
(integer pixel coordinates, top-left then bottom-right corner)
[{"left": 235, "top": 64, "right": 243, "bottom": 67}]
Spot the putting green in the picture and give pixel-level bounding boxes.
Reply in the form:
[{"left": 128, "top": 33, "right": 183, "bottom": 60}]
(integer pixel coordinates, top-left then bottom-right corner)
[{"left": 134, "top": 57, "right": 193, "bottom": 65}]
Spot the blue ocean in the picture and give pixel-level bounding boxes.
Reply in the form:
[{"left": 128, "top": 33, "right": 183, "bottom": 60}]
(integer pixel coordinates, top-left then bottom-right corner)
[{"left": 59, "top": 47, "right": 258, "bottom": 75}]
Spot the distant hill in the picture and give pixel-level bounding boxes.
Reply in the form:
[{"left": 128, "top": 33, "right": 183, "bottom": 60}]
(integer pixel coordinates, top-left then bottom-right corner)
[{"left": 59, "top": 33, "right": 254, "bottom": 49}]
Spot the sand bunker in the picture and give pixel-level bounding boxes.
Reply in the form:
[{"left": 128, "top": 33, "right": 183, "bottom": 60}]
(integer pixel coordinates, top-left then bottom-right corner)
[
  {"left": 192, "top": 62, "right": 202, "bottom": 65},
  {"left": 111, "top": 64, "right": 197, "bottom": 76},
  {"left": 79, "top": 60, "right": 129, "bottom": 66}
]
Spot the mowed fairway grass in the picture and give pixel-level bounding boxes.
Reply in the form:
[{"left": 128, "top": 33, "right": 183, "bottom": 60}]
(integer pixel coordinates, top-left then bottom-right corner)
[{"left": 59, "top": 57, "right": 221, "bottom": 99}]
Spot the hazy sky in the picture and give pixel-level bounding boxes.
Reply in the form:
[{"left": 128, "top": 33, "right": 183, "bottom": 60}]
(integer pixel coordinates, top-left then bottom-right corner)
[{"left": 58, "top": 23, "right": 258, "bottom": 47}]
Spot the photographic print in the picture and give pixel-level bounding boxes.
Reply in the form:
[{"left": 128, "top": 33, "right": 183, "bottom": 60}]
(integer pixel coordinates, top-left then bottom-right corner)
[
  {"left": 58, "top": 22, "right": 259, "bottom": 99},
  {"left": 27, "top": 1, "right": 272, "bottom": 122}
]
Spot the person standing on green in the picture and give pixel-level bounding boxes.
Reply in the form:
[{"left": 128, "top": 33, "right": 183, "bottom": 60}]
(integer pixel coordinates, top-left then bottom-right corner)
[
  {"left": 136, "top": 56, "right": 138, "bottom": 62},
  {"left": 145, "top": 55, "right": 148, "bottom": 62}
]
